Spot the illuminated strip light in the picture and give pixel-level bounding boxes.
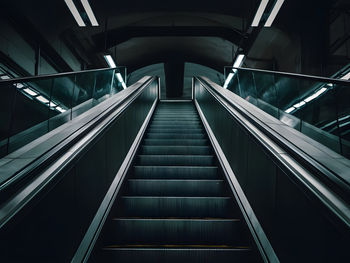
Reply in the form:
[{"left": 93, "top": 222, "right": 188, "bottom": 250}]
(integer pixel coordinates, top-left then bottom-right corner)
[
  {"left": 36, "top": 95, "right": 50, "bottom": 104},
  {"left": 285, "top": 87, "right": 328, "bottom": 113},
  {"left": 23, "top": 88, "right": 38, "bottom": 96},
  {"left": 116, "top": 73, "right": 127, "bottom": 89},
  {"left": 303, "top": 87, "right": 327, "bottom": 102},
  {"left": 49, "top": 101, "right": 58, "bottom": 107},
  {"left": 64, "top": 0, "right": 86, "bottom": 27},
  {"left": 223, "top": 54, "right": 245, "bottom": 89},
  {"left": 340, "top": 71, "right": 350, "bottom": 80},
  {"left": 81, "top": 0, "right": 99, "bottom": 26},
  {"left": 265, "top": 0, "right": 285, "bottom": 27},
  {"left": 251, "top": 0, "right": 269, "bottom": 27},
  {"left": 104, "top": 55, "right": 116, "bottom": 68},
  {"left": 56, "top": 106, "right": 67, "bottom": 113},
  {"left": 0, "top": 75, "right": 10, "bottom": 80},
  {"left": 285, "top": 107, "right": 295, "bottom": 114},
  {"left": 16, "top": 83, "right": 24, "bottom": 89}
]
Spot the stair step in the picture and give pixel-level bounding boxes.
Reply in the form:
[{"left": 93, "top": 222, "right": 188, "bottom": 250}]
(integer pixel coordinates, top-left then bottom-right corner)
[
  {"left": 142, "top": 139, "right": 208, "bottom": 146},
  {"left": 147, "top": 128, "right": 203, "bottom": 134},
  {"left": 151, "top": 121, "right": 201, "bottom": 125},
  {"left": 133, "top": 166, "right": 219, "bottom": 179},
  {"left": 146, "top": 133, "right": 206, "bottom": 139},
  {"left": 104, "top": 218, "right": 243, "bottom": 245},
  {"left": 126, "top": 179, "right": 226, "bottom": 196},
  {"left": 99, "top": 247, "right": 256, "bottom": 263},
  {"left": 140, "top": 146, "right": 210, "bottom": 155},
  {"left": 136, "top": 155, "right": 215, "bottom": 166},
  {"left": 116, "top": 197, "right": 237, "bottom": 218}
]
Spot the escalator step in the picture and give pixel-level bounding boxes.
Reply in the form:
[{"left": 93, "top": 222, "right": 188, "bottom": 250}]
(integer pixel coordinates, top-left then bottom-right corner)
[
  {"left": 126, "top": 179, "right": 226, "bottom": 196},
  {"left": 140, "top": 146, "right": 210, "bottom": 155},
  {"left": 116, "top": 196, "right": 237, "bottom": 218},
  {"left": 147, "top": 128, "right": 203, "bottom": 134},
  {"left": 146, "top": 133, "right": 206, "bottom": 139},
  {"left": 99, "top": 247, "right": 255, "bottom": 263},
  {"left": 136, "top": 155, "right": 215, "bottom": 166},
  {"left": 133, "top": 166, "right": 219, "bottom": 179},
  {"left": 104, "top": 218, "right": 244, "bottom": 245},
  {"left": 142, "top": 139, "right": 208, "bottom": 146}
]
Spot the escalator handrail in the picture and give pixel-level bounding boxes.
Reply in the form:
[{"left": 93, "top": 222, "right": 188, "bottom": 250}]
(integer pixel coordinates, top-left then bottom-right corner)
[
  {"left": 195, "top": 76, "right": 350, "bottom": 231},
  {"left": 0, "top": 67, "right": 125, "bottom": 84},
  {"left": 227, "top": 67, "right": 350, "bottom": 86},
  {"left": 0, "top": 76, "right": 156, "bottom": 229}
]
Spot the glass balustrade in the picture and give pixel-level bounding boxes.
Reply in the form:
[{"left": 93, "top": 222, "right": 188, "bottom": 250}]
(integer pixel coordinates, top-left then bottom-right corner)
[
  {"left": 0, "top": 67, "right": 127, "bottom": 157},
  {"left": 223, "top": 67, "right": 350, "bottom": 159}
]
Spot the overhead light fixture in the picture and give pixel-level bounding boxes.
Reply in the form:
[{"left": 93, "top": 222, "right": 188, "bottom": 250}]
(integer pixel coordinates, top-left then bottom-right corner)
[
  {"left": 303, "top": 87, "right": 327, "bottom": 103},
  {"left": 23, "top": 88, "right": 38, "bottom": 96},
  {"left": 104, "top": 55, "right": 116, "bottom": 68},
  {"left": 116, "top": 73, "right": 127, "bottom": 89},
  {"left": 80, "top": 0, "right": 99, "bottom": 26},
  {"left": 341, "top": 71, "right": 350, "bottom": 80},
  {"left": 49, "top": 101, "right": 58, "bottom": 108},
  {"left": 116, "top": 73, "right": 124, "bottom": 83},
  {"left": 285, "top": 107, "right": 296, "bottom": 114},
  {"left": 36, "top": 95, "right": 50, "bottom": 104},
  {"left": 233, "top": 54, "right": 245, "bottom": 68},
  {"left": 293, "top": 101, "right": 306, "bottom": 108},
  {"left": 265, "top": 0, "right": 285, "bottom": 27},
  {"left": 64, "top": 0, "right": 86, "bottom": 27},
  {"left": 223, "top": 54, "right": 246, "bottom": 89},
  {"left": 16, "top": 83, "right": 24, "bottom": 89},
  {"left": 0, "top": 75, "right": 10, "bottom": 80},
  {"left": 56, "top": 106, "right": 67, "bottom": 113},
  {"left": 251, "top": 0, "right": 269, "bottom": 27}
]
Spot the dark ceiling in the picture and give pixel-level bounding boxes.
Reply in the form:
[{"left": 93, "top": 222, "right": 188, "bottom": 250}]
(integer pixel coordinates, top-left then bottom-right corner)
[{"left": 3, "top": 0, "right": 349, "bottom": 78}]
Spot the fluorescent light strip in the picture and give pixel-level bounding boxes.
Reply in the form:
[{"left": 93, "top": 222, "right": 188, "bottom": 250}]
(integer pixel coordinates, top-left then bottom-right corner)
[
  {"left": 23, "top": 88, "right": 38, "bottom": 96},
  {"left": 64, "top": 0, "right": 86, "bottom": 27},
  {"left": 265, "top": 0, "right": 285, "bottom": 27},
  {"left": 49, "top": 102, "right": 58, "bottom": 107},
  {"left": 104, "top": 55, "right": 116, "bottom": 68},
  {"left": 36, "top": 95, "right": 49, "bottom": 104},
  {"left": 341, "top": 71, "right": 350, "bottom": 80},
  {"left": 233, "top": 54, "right": 245, "bottom": 68},
  {"left": 223, "top": 54, "right": 245, "bottom": 88},
  {"left": 116, "top": 73, "right": 124, "bottom": 83},
  {"left": 16, "top": 83, "right": 24, "bottom": 89},
  {"left": 80, "top": 0, "right": 99, "bottom": 26},
  {"left": 121, "top": 82, "right": 127, "bottom": 89},
  {"left": 285, "top": 107, "right": 295, "bottom": 113},
  {"left": 293, "top": 101, "right": 306, "bottom": 108},
  {"left": 56, "top": 106, "right": 67, "bottom": 113},
  {"left": 0, "top": 75, "right": 10, "bottom": 80},
  {"left": 304, "top": 87, "right": 327, "bottom": 102},
  {"left": 223, "top": 72, "right": 235, "bottom": 89},
  {"left": 251, "top": 0, "right": 269, "bottom": 27}
]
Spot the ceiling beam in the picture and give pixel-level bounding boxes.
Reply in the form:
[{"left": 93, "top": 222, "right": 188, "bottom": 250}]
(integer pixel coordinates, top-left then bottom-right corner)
[{"left": 93, "top": 26, "right": 245, "bottom": 51}]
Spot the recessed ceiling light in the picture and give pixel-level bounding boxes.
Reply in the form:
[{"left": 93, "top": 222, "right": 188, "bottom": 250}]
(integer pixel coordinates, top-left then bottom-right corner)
[
  {"left": 251, "top": 0, "right": 269, "bottom": 27},
  {"left": 265, "top": 0, "right": 285, "bottom": 27},
  {"left": 285, "top": 107, "right": 296, "bottom": 114},
  {"left": 36, "top": 95, "right": 50, "bottom": 104},
  {"left": 233, "top": 54, "right": 245, "bottom": 68},
  {"left": 341, "top": 71, "right": 350, "bottom": 80},
  {"left": 64, "top": 0, "right": 86, "bottom": 27},
  {"left": 0, "top": 75, "right": 10, "bottom": 80},
  {"left": 56, "top": 106, "right": 67, "bottom": 113},
  {"left": 23, "top": 88, "right": 38, "bottom": 96},
  {"left": 104, "top": 55, "right": 116, "bottom": 68},
  {"left": 80, "top": 0, "right": 99, "bottom": 26}
]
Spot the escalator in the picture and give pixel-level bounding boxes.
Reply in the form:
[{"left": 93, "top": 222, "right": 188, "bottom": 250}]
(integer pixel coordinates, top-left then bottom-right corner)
[
  {"left": 90, "top": 101, "right": 261, "bottom": 262},
  {"left": 1, "top": 68, "right": 349, "bottom": 263}
]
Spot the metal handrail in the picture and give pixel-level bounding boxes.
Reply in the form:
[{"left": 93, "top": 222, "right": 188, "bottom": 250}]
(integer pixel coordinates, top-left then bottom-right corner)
[
  {"left": 224, "top": 66, "right": 350, "bottom": 86},
  {"left": 196, "top": 76, "right": 350, "bottom": 230},
  {"left": 0, "top": 66, "right": 126, "bottom": 84}
]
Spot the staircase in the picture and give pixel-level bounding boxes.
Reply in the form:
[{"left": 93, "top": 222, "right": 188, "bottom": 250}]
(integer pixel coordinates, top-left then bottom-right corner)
[{"left": 93, "top": 101, "right": 261, "bottom": 262}]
